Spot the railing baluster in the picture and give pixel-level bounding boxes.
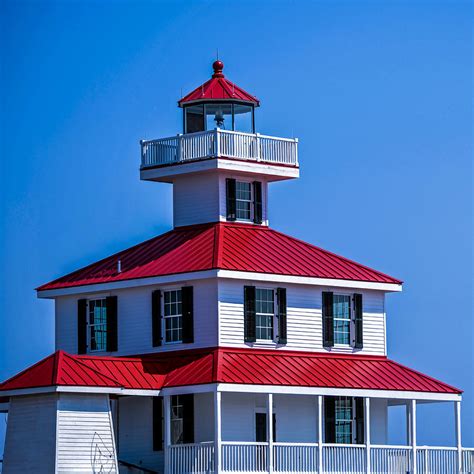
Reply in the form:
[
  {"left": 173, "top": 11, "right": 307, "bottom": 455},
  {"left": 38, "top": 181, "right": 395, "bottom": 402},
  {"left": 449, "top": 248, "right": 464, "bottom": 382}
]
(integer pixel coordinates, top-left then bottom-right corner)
[{"left": 140, "top": 130, "right": 299, "bottom": 169}]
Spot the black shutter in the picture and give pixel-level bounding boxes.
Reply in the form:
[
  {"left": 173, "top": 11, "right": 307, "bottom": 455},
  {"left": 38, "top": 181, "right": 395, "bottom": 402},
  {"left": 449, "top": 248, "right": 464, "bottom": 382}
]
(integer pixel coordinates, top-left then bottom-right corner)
[
  {"left": 77, "top": 299, "right": 87, "bottom": 354},
  {"left": 324, "top": 396, "right": 336, "bottom": 443},
  {"left": 355, "top": 397, "right": 365, "bottom": 444},
  {"left": 353, "top": 293, "right": 363, "bottom": 349},
  {"left": 253, "top": 181, "right": 263, "bottom": 224},
  {"left": 244, "top": 286, "right": 256, "bottom": 343},
  {"left": 276, "top": 288, "right": 287, "bottom": 344},
  {"left": 152, "top": 290, "right": 162, "bottom": 347},
  {"left": 182, "top": 286, "right": 194, "bottom": 343},
  {"left": 152, "top": 397, "right": 164, "bottom": 451},
  {"left": 182, "top": 394, "right": 194, "bottom": 443},
  {"left": 226, "top": 178, "right": 237, "bottom": 221},
  {"left": 106, "top": 296, "right": 118, "bottom": 352},
  {"left": 322, "top": 292, "right": 334, "bottom": 347}
]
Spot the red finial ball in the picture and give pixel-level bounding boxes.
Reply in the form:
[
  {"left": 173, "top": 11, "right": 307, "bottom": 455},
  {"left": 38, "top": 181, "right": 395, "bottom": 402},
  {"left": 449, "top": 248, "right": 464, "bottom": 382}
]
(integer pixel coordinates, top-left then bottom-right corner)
[{"left": 212, "top": 60, "right": 224, "bottom": 77}]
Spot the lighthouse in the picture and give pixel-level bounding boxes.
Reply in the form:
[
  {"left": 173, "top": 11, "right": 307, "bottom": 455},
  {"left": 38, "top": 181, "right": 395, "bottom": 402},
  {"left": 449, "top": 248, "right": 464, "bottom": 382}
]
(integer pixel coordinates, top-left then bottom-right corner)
[{"left": 0, "top": 60, "right": 468, "bottom": 474}]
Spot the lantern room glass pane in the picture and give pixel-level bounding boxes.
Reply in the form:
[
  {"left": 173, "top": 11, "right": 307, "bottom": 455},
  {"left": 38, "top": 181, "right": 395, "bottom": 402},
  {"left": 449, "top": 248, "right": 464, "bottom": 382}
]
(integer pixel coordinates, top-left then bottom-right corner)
[
  {"left": 185, "top": 105, "right": 204, "bottom": 133},
  {"left": 234, "top": 104, "right": 254, "bottom": 133},
  {"left": 205, "top": 103, "right": 233, "bottom": 130}
]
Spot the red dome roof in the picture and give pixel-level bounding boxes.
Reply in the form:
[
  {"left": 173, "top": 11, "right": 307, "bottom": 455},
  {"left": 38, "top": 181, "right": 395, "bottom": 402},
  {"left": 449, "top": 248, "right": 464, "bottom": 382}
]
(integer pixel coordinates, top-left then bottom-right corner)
[{"left": 178, "top": 61, "right": 260, "bottom": 107}]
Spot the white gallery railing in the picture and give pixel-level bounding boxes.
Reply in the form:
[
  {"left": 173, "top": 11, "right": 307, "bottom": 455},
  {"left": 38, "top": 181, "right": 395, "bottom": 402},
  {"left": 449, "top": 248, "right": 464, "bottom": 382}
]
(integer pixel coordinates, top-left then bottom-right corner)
[
  {"left": 140, "top": 129, "right": 299, "bottom": 168},
  {"left": 168, "top": 443, "right": 474, "bottom": 473},
  {"left": 168, "top": 442, "right": 214, "bottom": 474}
]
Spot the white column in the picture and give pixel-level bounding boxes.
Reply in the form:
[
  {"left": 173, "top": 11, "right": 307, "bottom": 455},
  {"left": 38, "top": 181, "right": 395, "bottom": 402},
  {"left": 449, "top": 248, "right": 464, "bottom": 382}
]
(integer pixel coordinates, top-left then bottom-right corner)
[
  {"left": 268, "top": 393, "right": 274, "bottom": 474},
  {"left": 455, "top": 401, "right": 462, "bottom": 473},
  {"left": 214, "top": 391, "right": 222, "bottom": 474},
  {"left": 406, "top": 401, "right": 412, "bottom": 446},
  {"left": 317, "top": 395, "right": 323, "bottom": 474},
  {"left": 164, "top": 395, "right": 171, "bottom": 474},
  {"left": 411, "top": 399, "right": 417, "bottom": 474},
  {"left": 364, "top": 397, "right": 371, "bottom": 474}
]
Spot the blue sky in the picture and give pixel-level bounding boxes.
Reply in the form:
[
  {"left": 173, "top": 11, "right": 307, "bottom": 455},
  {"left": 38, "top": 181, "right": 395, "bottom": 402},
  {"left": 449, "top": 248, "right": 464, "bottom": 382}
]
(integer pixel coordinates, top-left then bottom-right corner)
[{"left": 1, "top": 0, "right": 472, "bottom": 453}]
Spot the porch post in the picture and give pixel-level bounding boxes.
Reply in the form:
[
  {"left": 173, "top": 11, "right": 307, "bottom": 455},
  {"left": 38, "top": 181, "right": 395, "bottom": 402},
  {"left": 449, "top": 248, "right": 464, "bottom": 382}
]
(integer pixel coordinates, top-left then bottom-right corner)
[
  {"left": 406, "top": 401, "right": 412, "bottom": 446},
  {"left": 364, "top": 397, "right": 371, "bottom": 474},
  {"left": 455, "top": 401, "right": 462, "bottom": 473},
  {"left": 411, "top": 399, "right": 417, "bottom": 474},
  {"left": 268, "top": 393, "right": 273, "bottom": 474},
  {"left": 164, "top": 395, "right": 171, "bottom": 474},
  {"left": 214, "top": 390, "right": 222, "bottom": 474},
  {"left": 317, "top": 395, "right": 323, "bottom": 474}
]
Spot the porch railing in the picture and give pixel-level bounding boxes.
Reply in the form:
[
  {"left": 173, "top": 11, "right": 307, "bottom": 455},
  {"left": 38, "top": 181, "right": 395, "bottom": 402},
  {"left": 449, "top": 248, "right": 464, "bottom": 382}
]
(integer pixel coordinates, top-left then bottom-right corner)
[
  {"left": 371, "top": 445, "right": 412, "bottom": 473},
  {"left": 168, "top": 442, "right": 214, "bottom": 474},
  {"left": 168, "top": 443, "right": 474, "bottom": 473},
  {"left": 140, "top": 129, "right": 298, "bottom": 169},
  {"left": 274, "top": 443, "right": 319, "bottom": 472}
]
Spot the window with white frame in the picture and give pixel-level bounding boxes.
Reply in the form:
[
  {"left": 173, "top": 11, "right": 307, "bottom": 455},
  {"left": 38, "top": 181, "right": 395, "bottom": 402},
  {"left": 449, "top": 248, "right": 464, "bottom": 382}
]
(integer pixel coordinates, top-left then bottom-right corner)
[
  {"left": 236, "top": 181, "right": 252, "bottom": 220},
  {"left": 88, "top": 299, "right": 107, "bottom": 352},
  {"left": 256, "top": 288, "right": 275, "bottom": 340},
  {"left": 171, "top": 395, "right": 184, "bottom": 444},
  {"left": 335, "top": 396, "right": 353, "bottom": 444},
  {"left": 164, "top": 289, "right": 182, "bottom": 343},
  {"left": 333, "top": 294, "right": 351, "bottom": 345}
]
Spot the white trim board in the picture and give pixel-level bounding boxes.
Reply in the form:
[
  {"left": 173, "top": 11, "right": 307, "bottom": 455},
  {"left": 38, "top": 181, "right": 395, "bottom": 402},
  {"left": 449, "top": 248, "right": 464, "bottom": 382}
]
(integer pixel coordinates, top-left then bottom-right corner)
[
  {"left": 215, "top": 384, "right": 461, "bottom": 402},
  {"left": 0, "top": 386, "right": 162, "bottom": 397},
  {"left": 1, "top": 383, "right": 459, "bottom": 403},
  {"left": 216, "top": 271, "right": 402, "bottom": 292},
  {"left": 37, "top": 269, "right": 401, "bottom": 299}
]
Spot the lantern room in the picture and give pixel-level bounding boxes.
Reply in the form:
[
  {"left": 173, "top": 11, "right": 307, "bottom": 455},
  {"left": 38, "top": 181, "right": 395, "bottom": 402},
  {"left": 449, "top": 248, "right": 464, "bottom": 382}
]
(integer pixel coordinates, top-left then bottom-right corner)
[{"left": 178, "top": 60, "right": 260, "bottom": 134}]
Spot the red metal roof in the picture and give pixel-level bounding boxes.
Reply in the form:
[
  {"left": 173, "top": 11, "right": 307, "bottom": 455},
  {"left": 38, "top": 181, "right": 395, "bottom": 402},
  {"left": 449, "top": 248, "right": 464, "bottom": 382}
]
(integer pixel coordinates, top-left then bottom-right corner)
[
  {"left": 0, "top": 348, "right": 460, "bottom": 395},
  {"left": 178, "top": 61, "right": 260, "bottom": 106},
  {"left": 37, "top": 222, "right": 401, "bottom": 291}
]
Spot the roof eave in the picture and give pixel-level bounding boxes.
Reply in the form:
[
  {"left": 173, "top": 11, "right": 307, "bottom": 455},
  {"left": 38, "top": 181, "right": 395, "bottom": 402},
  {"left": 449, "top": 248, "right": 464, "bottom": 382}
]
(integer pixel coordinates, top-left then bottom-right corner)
[{"left": 178, "top": 97, "right": 260, "bottom": 107}]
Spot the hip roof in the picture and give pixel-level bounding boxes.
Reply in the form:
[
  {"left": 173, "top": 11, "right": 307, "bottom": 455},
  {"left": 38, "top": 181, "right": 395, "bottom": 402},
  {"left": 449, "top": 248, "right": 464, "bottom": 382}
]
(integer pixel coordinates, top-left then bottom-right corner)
[
  {"left": 0, "top": 347, "right": 460, "bottom": 395},
  {"left": 37, "top": 222, "right": 402, "bottom": 291}
]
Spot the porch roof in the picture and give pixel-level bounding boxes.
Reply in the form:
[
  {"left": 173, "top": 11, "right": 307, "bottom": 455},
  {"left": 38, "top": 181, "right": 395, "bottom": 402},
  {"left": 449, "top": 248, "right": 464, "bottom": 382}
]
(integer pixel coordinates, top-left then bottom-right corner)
[{"left": 0, "top": 348, "right": 461, "bottom": 396}]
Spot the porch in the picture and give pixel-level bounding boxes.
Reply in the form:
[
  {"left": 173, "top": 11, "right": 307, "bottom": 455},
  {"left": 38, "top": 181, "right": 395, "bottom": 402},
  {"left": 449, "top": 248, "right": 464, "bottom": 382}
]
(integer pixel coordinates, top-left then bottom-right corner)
[
  {"left": 157, "top": 388, "right": 472, "bottom": 474},
  {"left": 167, "top": 442, "right": 474, "bottom": 473}
]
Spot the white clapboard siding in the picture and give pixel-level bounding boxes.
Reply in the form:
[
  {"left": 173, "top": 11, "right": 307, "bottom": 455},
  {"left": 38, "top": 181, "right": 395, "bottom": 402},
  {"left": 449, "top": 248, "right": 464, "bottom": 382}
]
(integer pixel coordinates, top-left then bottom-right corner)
[
  {"left": 173, "top": 173, "right": 220, "bottom": 227},
  {"left": 55, "top": 279, "right": 218, "bottom": 356},
  {"left": 118, "top": 397, "right": 163, "bottom": 472},
  {"left": 218, "top": 279, "right": 387, "bottom": 356},
  {"left": 56, "top": 393, "right": 117, "bottom": 473},
  {"left": 3, "top": 394, "right": 57, "bottom": 473}
]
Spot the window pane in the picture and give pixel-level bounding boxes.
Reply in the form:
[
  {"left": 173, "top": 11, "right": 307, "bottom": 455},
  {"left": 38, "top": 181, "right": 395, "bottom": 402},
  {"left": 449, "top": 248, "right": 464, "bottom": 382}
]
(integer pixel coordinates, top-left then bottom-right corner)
[
  {"left": 234, "top": 104, "right": 253, "bottom": 133},
  {"left": 185, "top": 105, "right": 204, "bottom": 134},
  {"left": 205, "top": 103, "right": 233, "bottom": 130},
  {"left": 333, "top": 295, "right": 351, "bottom": 345},
  {"left": 236, "top": 181, "right": 252, "bottom": 220},
  {"left": 171, "top": 396, "right": 184, "bottom": 444},
  {"left": 164, "top": 290, "right": 183, "bottom": 343},
  {"left": 335, "top": 397, "right": 353, "bottom": 444},
  {"left": 256, "top": 289, "right": 274, "bottom": 340},
  {"left": 88, "top": 299, "right": 107, "bottom": 352}
]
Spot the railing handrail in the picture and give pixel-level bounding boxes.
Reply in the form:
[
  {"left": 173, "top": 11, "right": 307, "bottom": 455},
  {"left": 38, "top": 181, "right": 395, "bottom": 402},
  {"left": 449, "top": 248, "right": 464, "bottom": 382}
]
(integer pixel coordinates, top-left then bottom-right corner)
[
  {"left": 169, "top": 441, "right": 214, "bottom": 448},
  {"left": 323, "top": 443, "right": 366, "bottom": 448},
  {"left": 141, "top": 128, "right": 298, "bottom": 145},
  {"left": 221, "top": 441, "right": 268, "bottom": 446}
]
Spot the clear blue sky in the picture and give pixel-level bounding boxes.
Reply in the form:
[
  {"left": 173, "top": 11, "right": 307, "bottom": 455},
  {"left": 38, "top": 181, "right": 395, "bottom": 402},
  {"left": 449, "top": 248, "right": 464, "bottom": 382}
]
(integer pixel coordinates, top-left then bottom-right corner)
[{"left": 1, "top": 0, "right": 472, "bottom": 453}]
